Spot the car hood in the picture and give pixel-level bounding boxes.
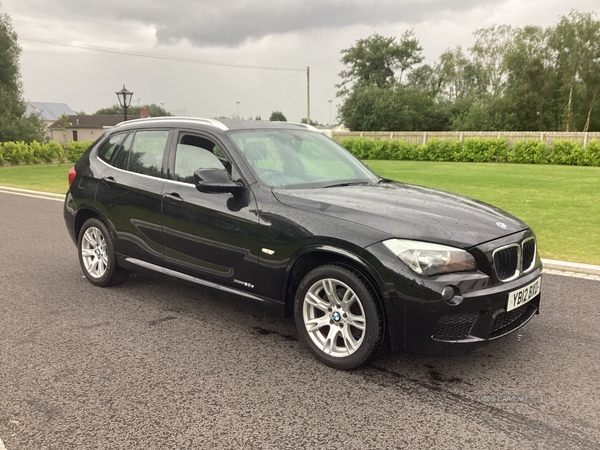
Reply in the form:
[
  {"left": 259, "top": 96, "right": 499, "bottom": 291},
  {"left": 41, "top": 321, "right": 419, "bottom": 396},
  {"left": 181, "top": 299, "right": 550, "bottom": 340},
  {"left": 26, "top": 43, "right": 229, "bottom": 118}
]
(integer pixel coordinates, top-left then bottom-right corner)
[{"left": 272, "top": 182, "right": 528, "bottom": 249}]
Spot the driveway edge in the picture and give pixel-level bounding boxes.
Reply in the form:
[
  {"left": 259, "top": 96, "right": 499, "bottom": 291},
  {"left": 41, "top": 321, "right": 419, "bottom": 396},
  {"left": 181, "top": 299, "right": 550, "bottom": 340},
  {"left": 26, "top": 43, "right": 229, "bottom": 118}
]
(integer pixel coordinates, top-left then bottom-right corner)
[{"left": 0, "top": 185, "right": 64, "bottom": 200}]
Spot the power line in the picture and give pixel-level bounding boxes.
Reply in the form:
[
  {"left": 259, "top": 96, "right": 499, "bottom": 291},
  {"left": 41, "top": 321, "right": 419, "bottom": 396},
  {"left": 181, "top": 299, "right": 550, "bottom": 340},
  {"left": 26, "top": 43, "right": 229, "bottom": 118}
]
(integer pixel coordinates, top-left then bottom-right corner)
[
  {"left": 20, "top": 35, "right": 305, "bottom": 72},
  {"left": 172, "top": 71, "right": 304, "bottom": 112}
]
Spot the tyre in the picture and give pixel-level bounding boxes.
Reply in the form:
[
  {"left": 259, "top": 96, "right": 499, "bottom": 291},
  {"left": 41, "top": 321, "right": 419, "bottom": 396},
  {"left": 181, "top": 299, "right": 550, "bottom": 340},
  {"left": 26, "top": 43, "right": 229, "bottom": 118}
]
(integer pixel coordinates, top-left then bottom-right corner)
[
  {"left": 78, "top": 218, "right": 130, "bottom": 287},
  {"left": 294, "top": 265, "right": 383, "bottom": 370}
]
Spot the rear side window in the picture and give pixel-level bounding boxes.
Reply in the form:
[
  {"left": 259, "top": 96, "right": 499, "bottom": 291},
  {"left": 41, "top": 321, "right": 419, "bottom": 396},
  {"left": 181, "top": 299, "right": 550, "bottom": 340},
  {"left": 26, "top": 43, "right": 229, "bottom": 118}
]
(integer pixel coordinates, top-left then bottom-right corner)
[
  {"left": 127, "top": 130, "right": 170, "bottom": 177},
  {"left": 97, "top": 133, "right": 126, "bottom": 163}
]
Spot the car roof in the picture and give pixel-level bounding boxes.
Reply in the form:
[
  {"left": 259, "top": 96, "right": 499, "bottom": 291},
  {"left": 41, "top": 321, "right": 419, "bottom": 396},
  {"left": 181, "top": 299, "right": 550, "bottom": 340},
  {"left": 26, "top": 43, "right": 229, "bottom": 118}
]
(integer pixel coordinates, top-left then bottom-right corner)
[{"left": 112, "top": 117, "right": 318, "bottom": 132}]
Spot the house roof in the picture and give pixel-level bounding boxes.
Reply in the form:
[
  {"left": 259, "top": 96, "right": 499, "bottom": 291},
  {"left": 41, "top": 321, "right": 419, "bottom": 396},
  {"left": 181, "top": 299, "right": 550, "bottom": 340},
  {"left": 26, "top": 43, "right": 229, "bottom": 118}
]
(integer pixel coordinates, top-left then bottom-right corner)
[
  {"left": 48, "top": 115, "right": 141, "bottom": 129},
  {"left": 26, "top": 102, "right": 77, "bottom": 121}
]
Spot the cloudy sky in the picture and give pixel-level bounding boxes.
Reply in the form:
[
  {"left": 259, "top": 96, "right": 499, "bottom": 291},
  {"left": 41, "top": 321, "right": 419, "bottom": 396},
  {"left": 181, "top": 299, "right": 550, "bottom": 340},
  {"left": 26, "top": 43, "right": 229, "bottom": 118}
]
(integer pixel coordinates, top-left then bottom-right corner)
[{"left": 3, "top": 0, "right": 600, "bottom": 124}]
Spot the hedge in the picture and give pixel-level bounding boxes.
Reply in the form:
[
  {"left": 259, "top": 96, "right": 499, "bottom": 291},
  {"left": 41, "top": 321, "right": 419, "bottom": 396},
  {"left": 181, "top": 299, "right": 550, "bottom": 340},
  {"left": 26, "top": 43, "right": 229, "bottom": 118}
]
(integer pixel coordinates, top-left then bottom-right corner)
[
  {"left": 340, "top": 137, "right": 600, "bottom": 166},
  {"left": 0, "top": 141, "right": 92, "bottom": 166}
]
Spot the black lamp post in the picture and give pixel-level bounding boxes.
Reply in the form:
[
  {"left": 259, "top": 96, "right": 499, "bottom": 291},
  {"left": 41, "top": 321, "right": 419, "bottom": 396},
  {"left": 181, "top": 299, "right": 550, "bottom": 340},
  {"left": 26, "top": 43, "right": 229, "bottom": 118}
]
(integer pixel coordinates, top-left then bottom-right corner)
[{"left": 115, "top": 85, "right": 134, "bottom": 121}]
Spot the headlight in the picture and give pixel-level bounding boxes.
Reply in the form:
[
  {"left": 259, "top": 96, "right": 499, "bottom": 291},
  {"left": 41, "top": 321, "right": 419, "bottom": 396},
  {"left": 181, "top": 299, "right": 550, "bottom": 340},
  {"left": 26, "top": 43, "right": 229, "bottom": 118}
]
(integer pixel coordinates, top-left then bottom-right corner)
[{"left": 383, "top": 239, "right": 477, "bottom": 276}]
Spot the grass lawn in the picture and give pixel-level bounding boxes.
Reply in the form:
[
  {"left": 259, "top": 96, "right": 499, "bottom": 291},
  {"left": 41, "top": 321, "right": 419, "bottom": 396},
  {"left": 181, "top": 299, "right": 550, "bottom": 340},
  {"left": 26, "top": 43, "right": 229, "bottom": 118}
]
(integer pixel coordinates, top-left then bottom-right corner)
[
  {"left": 367, "top": 160, "right": 600, "bottom": 265},
  {"left": 0, "top": 164, "right": 70, "bottom": 194},
  {"left": 1, "top": 161, "right": 598, "bottom": 265}
]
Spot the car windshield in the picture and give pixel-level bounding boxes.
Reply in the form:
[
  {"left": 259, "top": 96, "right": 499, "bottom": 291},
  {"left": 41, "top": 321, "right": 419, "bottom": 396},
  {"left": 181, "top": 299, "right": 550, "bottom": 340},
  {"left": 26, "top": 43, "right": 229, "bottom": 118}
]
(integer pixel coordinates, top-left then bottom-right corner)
[{"left": 228, "top": 129, "right": 379, "bottom": 188}]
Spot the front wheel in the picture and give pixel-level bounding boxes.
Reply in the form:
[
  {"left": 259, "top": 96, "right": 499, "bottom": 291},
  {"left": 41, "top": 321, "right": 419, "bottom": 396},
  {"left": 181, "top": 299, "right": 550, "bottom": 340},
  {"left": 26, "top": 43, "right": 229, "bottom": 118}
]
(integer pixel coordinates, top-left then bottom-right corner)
[
  {"left": 78, "top": 218, "right": 129, "bottom": 287},
  {"left": 294, "top": 265, "right": 383, "bottom": 370}
]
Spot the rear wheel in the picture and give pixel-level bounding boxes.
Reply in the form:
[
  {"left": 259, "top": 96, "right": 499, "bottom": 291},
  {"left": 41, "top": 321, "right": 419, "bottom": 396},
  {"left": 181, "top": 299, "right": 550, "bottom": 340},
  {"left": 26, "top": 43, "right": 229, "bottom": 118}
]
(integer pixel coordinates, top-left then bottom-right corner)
[
  {"left": 294, "top": 265, "right": 383, "bottom": 370},
  {"left": 78, "top": 218, "right": 129, "bottom": 287}
]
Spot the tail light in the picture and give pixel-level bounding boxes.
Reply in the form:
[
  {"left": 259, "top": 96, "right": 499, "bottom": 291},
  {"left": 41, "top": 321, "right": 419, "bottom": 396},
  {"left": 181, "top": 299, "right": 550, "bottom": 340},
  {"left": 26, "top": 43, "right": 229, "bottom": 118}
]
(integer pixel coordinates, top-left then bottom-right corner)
[{"left": 68, "top": 166, "right": 77, "bottom": 187}]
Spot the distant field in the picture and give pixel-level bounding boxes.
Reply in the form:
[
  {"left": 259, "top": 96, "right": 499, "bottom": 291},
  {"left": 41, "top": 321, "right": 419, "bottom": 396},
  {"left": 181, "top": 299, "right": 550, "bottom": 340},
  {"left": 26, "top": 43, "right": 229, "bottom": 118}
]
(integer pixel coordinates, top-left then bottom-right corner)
[
  {"left": 1, "top": 161, "right": 598, "bottom": 265},
  {"left": 367, "top": 160, "right": 600, "bottom": 265}
]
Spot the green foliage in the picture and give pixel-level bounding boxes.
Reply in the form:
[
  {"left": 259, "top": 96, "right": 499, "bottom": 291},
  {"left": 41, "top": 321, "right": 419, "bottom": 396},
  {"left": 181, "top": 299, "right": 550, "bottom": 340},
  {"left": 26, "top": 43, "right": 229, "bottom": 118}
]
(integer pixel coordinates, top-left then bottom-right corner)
[
  {"left": 0, "top": 10, "right": 47, "bottom": 143},
  {"left": 336, "top": 11, "right": 600, "bottom": 133},
  {"left": 269, "top": 110, "right": 287, "bottom": 122},
  {"left": 422, "top": 139, "right": 462, "bottom": 161},
  {"left": 66, "top": 141, "right": 91, "bottom": 163},
  {"left": 339, "top": 84, "right": 448, "bottom": 132},
  {"left": 584, "top": 140, "right": 600, "bottom": 166},
  {"left": 337, "top": 32, "right": 423, "bottom": 97},
  {"left": 0, "top": 140, "right": 73, "bottom": 165},
  {"left": 340, "top": 136, "right": 599, "bottom": 166},
  {"left": 42, "top": 141, "right": 63, "bottom": 163},
  {"left": 94, "top": 103, "right": 172, "bottom": 117},
  {"left": 509, "top": 140, "right": 545, "bottom": 164},
  {"left": 548, "top": 140, "right": 585, "bottom": 165}
]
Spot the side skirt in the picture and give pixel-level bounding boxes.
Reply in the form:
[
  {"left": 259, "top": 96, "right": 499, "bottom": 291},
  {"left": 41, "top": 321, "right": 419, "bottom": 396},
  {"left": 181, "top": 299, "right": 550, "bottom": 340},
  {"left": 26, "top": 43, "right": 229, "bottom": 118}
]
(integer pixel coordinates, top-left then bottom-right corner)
[{"left": 118, "top": 256, "right": 284, "bottom": 307}]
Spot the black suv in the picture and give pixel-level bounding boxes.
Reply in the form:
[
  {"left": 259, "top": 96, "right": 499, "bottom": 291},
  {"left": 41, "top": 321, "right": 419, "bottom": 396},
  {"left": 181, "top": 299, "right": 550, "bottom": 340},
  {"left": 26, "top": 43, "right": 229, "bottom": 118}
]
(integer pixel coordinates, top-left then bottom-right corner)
[{"left": 64, "top": 117, "right": 542, "bottom": 369}]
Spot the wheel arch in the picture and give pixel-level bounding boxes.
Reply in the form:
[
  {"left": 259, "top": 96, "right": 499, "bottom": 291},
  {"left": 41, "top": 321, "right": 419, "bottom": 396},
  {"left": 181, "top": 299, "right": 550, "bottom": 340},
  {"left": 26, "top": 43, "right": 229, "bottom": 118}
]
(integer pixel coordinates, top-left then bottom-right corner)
[
  {"left": 74, "top": 206, "right": 110, "bottom": 241},
  {"left": 282, "top": 246, "right": 389, "bottom": 328}
]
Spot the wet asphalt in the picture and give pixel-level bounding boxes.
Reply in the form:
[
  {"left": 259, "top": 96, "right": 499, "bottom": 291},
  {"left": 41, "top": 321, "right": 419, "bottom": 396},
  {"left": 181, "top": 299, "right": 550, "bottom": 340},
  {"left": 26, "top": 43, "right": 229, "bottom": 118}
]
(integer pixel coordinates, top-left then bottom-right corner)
[{"left": 0, "top": 192, "right": 599, "bottom": 449}]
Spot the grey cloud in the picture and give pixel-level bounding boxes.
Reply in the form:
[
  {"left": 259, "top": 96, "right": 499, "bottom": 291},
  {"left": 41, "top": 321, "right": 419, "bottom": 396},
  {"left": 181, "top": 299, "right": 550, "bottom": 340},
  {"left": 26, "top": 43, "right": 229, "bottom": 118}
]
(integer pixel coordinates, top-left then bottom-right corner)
[{"left": 42, "top": 0, "right": 502, "bottom": 47}]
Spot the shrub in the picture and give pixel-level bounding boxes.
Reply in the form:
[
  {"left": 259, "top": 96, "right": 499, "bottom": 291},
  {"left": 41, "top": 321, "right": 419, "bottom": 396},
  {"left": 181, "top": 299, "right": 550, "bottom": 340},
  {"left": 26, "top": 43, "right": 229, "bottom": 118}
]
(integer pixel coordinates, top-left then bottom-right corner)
[
  {"left": 42, "top": 141, "right": 63, "bottom": 163},
  {"left": 29, "top": 140, "right": 43, "bottom": 164},
  {"left": 549, "top": 140, "right": 584, "bottom": 165},
  {"left": 2, "top": 141, "right": 28, "bottom": 165},
  {"left": 584, "top": 140, "right": 600, "bottom": 166},
  {"left": 66, "top": 141, "right": 92, "bottom": 163},
  {"left": 509, "top": 140, "right": 549, "bottom": 164},
  {"left": 0, "top": 143, "right": 4, "bottom": 166}
]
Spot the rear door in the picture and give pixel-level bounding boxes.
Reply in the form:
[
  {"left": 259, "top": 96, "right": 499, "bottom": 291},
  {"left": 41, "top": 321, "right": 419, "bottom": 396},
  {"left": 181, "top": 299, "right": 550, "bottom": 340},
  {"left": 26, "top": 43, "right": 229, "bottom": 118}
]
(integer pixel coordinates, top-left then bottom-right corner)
[
  {"left": 95, "top": 129, "right": 172, "bottom": 266},
  {"left": 161, "top": 130, "right": 261, "bottom": 293}
]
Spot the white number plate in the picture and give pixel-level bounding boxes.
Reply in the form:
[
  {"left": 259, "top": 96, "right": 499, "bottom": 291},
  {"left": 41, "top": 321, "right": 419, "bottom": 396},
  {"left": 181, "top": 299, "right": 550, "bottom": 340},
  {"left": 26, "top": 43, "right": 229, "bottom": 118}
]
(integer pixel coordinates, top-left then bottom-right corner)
[{"left": 507, "top": 277, "right": 541, "bottom": 312}]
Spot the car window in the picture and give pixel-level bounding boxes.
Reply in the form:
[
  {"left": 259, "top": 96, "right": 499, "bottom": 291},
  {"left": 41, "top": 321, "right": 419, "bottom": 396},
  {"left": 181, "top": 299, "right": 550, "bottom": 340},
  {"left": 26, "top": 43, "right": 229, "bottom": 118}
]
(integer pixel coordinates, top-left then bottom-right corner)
[
  {"left": 230, "top": 130, "right": 377, "bottom": 188},
  {"left": 97, "top": 133, "right": 126, "bottom": 163},
  {"left": 127, "top": 130, "right": 169, "bottom": 177},
  {"left": 174, "top": 144, "right": 226, "bottom": 184},
  {"left": 112, "top": 132, "right": 134, "bottom": 170}
]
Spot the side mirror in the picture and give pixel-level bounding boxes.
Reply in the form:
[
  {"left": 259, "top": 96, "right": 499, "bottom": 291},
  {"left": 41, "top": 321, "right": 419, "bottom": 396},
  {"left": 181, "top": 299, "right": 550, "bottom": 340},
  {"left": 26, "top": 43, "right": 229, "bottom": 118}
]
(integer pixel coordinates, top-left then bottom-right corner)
[{"left": 193, "top": 168, "right": 244, "bottom": 194}]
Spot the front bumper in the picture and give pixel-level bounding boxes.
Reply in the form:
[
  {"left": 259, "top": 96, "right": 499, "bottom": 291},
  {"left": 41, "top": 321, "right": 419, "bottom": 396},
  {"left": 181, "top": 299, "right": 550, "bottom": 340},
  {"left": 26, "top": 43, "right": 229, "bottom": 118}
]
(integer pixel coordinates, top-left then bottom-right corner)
[{"left": 363, "top": 230, "right": 542, "bottom": 355}]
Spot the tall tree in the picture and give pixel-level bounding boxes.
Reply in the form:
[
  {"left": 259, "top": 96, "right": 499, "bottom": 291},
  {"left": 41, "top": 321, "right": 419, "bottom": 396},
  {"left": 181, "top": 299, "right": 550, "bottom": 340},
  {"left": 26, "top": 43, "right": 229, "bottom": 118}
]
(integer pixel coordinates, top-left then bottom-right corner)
[
  {"left": 269, "top": 110, "right": 287, "bottom": 121},
  {"left": 337, "top": 32, "right": 423, "bottom": 97},
  {"left": 549, "top": 11, "right": 600, "bottom": 131},
  {"left": 0, "top": 7, "right": 45, "bottom": 142}
]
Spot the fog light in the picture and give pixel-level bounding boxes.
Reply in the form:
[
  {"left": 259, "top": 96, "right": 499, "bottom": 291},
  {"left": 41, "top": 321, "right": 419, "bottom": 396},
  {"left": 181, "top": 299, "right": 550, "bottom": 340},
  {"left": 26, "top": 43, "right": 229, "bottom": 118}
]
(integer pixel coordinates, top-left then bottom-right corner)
[{"left": 442, "top": 286, "right": 463, "bottom": 306}]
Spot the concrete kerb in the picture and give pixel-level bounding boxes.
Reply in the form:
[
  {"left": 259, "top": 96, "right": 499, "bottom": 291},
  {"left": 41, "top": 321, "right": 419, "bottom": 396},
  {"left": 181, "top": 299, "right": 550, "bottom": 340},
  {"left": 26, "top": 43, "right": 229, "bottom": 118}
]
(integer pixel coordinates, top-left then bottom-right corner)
[
  {"left": 1, "top": 185, "right": 599, "bottom": 280},
  {"left": 0, "top": 185, "right": 64, "bottom": 200}
]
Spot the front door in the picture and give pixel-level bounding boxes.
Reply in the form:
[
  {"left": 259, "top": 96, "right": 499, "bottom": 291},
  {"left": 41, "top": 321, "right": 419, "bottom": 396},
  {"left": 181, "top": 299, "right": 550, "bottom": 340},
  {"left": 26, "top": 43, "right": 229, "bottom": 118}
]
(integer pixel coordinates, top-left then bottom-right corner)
[{"left": 161, "top": 132, "right": 261, "bottom": 293}]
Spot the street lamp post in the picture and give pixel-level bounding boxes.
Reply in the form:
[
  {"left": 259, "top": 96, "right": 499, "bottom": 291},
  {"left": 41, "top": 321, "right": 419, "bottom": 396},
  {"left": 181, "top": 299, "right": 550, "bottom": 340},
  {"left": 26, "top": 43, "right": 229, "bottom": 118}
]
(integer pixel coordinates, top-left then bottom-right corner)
[
  {"left": 115, "top": 85, "right": 134, "bottom": 121},
  {"left": 236, "top": 101, "right": 240, "bottom": 119},
  {"left": 328, "top": 99, "right": 332, "bottom": 125}
]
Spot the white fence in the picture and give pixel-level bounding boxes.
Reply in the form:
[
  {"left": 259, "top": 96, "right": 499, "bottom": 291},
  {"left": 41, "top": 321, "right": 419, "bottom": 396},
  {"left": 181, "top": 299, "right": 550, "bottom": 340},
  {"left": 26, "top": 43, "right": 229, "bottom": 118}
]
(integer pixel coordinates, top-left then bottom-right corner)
[{"left": 331, "top": 131, "right": 600, "bottom": 147}]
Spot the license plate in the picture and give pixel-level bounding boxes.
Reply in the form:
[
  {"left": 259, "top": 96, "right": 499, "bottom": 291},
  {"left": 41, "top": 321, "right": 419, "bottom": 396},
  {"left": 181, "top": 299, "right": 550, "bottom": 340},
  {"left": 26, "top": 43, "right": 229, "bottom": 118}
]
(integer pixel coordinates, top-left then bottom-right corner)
[{"left": 507, "top": 277, "right": 541, "bottom": 312}]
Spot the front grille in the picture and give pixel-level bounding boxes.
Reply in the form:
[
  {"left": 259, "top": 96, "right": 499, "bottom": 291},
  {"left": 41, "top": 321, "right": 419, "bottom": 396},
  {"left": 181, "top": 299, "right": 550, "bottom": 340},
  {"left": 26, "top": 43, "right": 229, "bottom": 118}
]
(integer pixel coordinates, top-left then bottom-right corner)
[
  {"left": 494, "top": 244, "right": 520, "bottom": 281},
  {"left": 492, "top": 304, "right": 529, "bottom": 334},
  {"left": 493, "top": 238, "right": 537, "bottom": 281},
  {"left": 522, "top": 238, "right": 536, "bottom": 272},
  {"left": 433, "top": 313, "right": 478, "bottom": 339}
]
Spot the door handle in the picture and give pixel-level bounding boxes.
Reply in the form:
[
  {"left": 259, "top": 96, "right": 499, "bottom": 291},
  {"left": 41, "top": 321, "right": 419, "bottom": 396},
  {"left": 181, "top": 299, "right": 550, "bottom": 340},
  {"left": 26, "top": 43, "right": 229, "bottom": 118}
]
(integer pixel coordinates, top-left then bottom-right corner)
[
  {"left": 163, "top": 192, "right": 183, "bottom": 203},
  {"left": 101, "top": 176, "right": 116, "bottom": 186}
]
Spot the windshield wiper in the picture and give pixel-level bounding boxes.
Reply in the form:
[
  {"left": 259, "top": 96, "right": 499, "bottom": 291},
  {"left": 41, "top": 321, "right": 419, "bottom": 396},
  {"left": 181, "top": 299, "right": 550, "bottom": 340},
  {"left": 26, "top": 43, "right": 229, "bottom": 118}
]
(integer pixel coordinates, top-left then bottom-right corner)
[{"left": 323, "top": 181, "right": 369, "bottom": 188}]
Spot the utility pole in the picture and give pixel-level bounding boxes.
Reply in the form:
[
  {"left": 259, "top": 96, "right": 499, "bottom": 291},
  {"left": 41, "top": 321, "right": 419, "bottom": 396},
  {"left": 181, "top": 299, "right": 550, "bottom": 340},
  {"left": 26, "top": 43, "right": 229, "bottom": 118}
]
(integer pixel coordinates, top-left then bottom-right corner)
[{"left": 307, "top": 66, "right": 310, "bottom": 126}]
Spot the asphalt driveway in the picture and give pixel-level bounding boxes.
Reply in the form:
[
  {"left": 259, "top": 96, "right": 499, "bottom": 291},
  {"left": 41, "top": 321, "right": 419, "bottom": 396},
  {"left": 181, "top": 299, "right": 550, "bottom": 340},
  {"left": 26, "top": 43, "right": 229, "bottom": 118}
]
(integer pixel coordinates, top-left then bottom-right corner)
[{"left": 0, "top": 192, "right": 598, "bottom": 449}]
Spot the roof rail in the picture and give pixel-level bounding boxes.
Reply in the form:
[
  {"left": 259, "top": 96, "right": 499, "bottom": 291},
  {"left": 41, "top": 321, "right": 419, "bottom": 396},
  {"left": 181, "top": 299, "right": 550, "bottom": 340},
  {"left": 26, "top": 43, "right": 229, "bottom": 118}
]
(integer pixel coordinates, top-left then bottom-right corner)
[{"left": 115, "top": 116, "right": 228, "bottom": 131}]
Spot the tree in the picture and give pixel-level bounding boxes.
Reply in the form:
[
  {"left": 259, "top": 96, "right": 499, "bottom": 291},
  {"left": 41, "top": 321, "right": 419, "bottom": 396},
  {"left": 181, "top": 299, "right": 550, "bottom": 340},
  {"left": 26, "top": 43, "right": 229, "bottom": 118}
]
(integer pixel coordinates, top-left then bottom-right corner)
[
  {"left": 269, "top": 110, "right": 287, "bottom": 121},
  {"left": 94, "top": 103, "right": 172, "bottom": 117},
  {"left": 300, "top": 118, "right": 320, "bottom": 126},
  {"left": 339, "top": 84, "right": 448, "bottom": 131},
  {"left": 549, "top": 11, "right": 600, "bottom": 131},
  {"left": 0, "top": 8, "right": 46, "bottom": 142},
  {"left": 337, "top": 32, "right": 423, "bottom": 97}
]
